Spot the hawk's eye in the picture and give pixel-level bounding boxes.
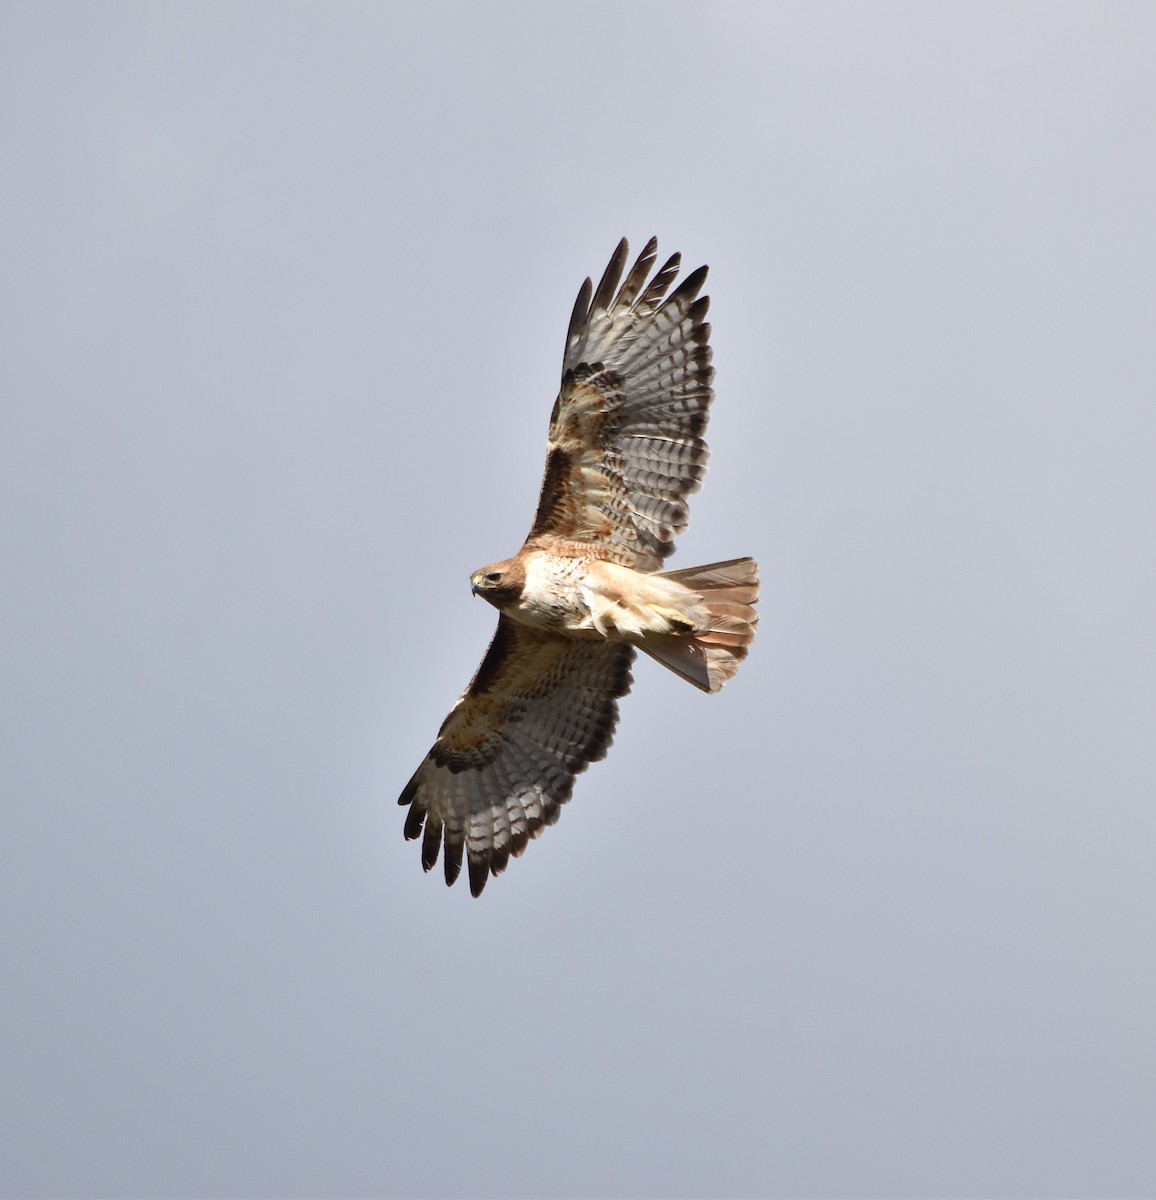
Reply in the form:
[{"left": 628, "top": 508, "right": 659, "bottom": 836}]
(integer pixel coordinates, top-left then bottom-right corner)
[{"left": 485, "top": 571, "right": 503, "bottom": 584}]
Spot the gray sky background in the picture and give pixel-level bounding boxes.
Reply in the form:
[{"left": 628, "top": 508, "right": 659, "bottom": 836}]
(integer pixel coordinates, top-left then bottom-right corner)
[{"left": 3, "top": 3, "right": 1155, "bottom": 1196}]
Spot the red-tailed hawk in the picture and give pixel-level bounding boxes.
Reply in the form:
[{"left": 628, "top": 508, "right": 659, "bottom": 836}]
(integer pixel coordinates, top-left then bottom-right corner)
[{"left": 400, "top": 238, "right": 758, "bottom": 895}]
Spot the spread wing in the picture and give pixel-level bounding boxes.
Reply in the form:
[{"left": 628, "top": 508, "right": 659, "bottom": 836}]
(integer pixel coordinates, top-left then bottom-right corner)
[
  {"left": 527, "top": 237, "right": 714, "bottom": 571},
  {"left": 399, "top": 617, "right": 635, "bottom": 896}
]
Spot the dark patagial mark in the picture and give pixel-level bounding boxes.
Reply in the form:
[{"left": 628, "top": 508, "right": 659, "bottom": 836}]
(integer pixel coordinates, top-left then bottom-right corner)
[{"left": 529, "top": 444, "right": 574, "bottom": 537}]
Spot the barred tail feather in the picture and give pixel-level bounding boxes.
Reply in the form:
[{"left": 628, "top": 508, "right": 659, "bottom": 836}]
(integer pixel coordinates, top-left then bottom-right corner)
[{"left": 639, "top": 558, "right": 759, "bottom": 693}]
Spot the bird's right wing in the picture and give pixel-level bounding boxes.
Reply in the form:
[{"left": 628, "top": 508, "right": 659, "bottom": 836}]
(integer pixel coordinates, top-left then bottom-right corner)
[{"left": 399, "top": 616, "right": 635, "bottom": 896}]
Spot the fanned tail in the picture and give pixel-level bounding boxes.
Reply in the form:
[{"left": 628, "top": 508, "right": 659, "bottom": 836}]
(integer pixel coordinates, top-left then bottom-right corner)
[{"left": 637, "top": 558, "right": 759, "bottom": 693}]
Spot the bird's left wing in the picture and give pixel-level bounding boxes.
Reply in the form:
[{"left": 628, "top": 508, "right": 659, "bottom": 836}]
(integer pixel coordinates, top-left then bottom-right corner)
[
  {"left": 399, "top": 616, "right": 635, "bottom": 896},
  {"left": 526, "top": 237, "right": 714, "bottom": 571}
]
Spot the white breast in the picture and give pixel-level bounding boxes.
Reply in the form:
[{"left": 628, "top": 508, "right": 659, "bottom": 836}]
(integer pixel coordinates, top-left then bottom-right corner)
[{"left": 512, "top": 551, "right": 591, "bottom": 633}]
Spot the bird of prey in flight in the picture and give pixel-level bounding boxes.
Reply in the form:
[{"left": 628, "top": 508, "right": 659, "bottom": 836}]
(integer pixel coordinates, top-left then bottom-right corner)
[{"left": 399, "top": 238, "right": 758, "bottom": 895}]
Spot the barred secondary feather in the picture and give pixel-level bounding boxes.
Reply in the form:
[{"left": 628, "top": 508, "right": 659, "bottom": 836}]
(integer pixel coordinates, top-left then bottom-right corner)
[{"left": 399, "top": 238, "right": 758, "bottom": 896}]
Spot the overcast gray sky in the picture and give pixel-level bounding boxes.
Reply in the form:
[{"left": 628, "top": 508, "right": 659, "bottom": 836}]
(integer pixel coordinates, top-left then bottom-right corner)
[{"left": 3, "top": 3, "right": 1155, "bottom": 1197}]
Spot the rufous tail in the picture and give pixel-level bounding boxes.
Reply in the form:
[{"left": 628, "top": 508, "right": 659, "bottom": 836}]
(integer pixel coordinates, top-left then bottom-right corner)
[{"left": 638, "top": 557, "right": 759, "bottom": 693}]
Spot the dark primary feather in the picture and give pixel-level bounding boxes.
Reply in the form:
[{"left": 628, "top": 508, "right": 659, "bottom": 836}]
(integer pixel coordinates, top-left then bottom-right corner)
[{"left": 590, "top": 236, "right": 630, "bottom": 317}]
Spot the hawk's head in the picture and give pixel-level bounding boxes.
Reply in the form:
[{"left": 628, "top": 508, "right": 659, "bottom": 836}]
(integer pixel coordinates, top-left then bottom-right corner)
[{"left": 470, "top": 557, "right": 526, "bottom": 609}]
